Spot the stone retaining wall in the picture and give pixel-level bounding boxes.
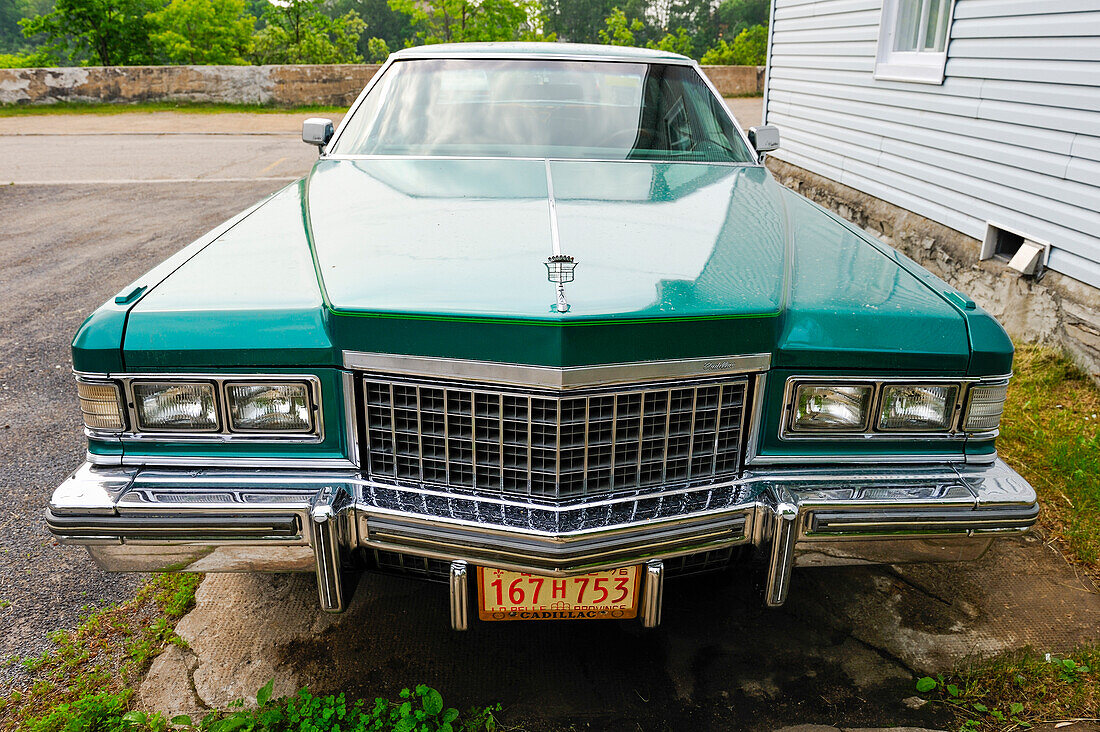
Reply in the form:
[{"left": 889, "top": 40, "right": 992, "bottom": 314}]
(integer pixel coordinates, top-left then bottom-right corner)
[
  {"left": 768, "top": 158, "right": 1100, "bottom": 385},
  {"left": 0, "top": 63, "right": 764, "bottom": 106}
]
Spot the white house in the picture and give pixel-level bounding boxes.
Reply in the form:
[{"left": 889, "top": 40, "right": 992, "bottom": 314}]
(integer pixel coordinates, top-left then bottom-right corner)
[{"left": 761, "top": 0, "right": 1100, "bottom": 379}]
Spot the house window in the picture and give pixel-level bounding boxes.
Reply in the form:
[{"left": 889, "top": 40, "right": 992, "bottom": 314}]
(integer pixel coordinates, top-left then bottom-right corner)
[{"left": 875, "top": 0, "right": 955, "bottom": 84}]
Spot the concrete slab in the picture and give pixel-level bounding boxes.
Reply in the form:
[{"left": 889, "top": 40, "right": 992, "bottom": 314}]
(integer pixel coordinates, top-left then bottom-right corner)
[
  {"left": 140, "top": 534, "right": 1098, "bottom": 730},
  {"left": 727, "top": 96, "right": 764, "bottom": 129}
]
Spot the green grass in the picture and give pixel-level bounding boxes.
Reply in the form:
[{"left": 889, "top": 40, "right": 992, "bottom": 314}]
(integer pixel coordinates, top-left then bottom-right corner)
[
  {"left": 916, "top": 645, "right": 1098, "bottom": 731},
  {"left": 998, "top": 344, "right": 1100, "bottom": 569},
  {"left": 0, "top": 574, "right": 201, "bottom": 731},
  {"left": 0, "top": 101, "right": 346, "bottom": 116},
  {"left": 0, "top": 574, "right": 498, "bottom": 732}
]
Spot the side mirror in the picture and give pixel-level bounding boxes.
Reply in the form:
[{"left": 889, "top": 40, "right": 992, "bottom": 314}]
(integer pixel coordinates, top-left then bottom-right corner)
[
  {"left": 748, "top": 125, "right": 780, "bottom": 155},
  {"left": 303, "top": 118, "right": 334, "bottom": 151}
]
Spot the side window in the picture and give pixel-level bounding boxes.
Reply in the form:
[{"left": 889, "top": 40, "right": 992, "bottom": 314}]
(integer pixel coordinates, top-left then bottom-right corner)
[{"left": 874, "top": 0, "right": 955, "bottom": 84}]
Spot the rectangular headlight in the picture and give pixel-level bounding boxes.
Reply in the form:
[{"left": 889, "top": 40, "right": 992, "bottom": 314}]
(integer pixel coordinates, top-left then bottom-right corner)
[
  {"left": 792, "top": 384, "right": 872, "bottom": 431},
  {"left": 76, "top": 380, "right": 125, "bottom": 431},
  {"left": 964, "top": 383, "right": 1008, "bottom": 432},
  {"left": 226, "top": 382, "right": 313, "bottom": 433},
  {"left": 133, "top": 382, "right": 219, "bottom": 432},
  {"left": 878, "top": 384, "right": 957, "bottom": 431}
]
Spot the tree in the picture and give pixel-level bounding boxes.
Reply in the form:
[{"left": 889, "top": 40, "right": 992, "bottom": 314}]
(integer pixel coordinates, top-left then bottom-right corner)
[
  {"left": 542, "top": 0, "right": 614, "bottom": 44},
  {"left": 251, "top": 0, "right": 365, "bottom": 64},
  {"left": 715, "top": 0, "right": 768, "bottom": 37},
  {"left": 146, "top": 0, "right": 254, "bottom": 64},
  {"left": 389, "top": 0, "right": 550, "bottom": 45},
  {"left": 366, "top": 35, "right": 388, "bottom": 62},
  {"left": 20, "top": 0, "right": 158, "bottom": 65},
  {"left": 330, "top": 0, "right": 415, "bottom": 58},
  {"left": 700, "top": 23, "right": 767, "bottom": 65},
  {"left": 646, "top": 26, "right": 692, "bottom": 57},
  {"left": 598, "top": 7, "right": 643, "bottom": 46}
]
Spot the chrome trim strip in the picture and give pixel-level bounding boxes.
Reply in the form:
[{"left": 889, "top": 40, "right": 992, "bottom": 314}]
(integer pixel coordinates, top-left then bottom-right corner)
[
  {"left": 744, "top": 373, "right": 768, "bottom": 462},
  {"left": 341, "top": 371, "right": 361, "bottom": 468},
  {"left": 326, "top": 155, "right": 755, "bottom": 168},
  {"left": 108, "top": 455, "right": 358, "bottom": 469},
  {"left": 746, "top": 454, "right": 969, "bottom": 466},
  {"left": 449, "top": 561, "right": 469, "bottom": 631},
  {"left": 544, "top": 158, "right": 562, "bottom": 257},
  {"left": 765, "top": 491, "right": 797, "bottom": 607},
  {"left": 343, "top": 352, "right": 771, "bottom": 390},
  {"left": 640, "top": 560, "right": 664, "bottom": 628},
  {"left": 311, "top": 486, "right": 350, "bottom": 613}
]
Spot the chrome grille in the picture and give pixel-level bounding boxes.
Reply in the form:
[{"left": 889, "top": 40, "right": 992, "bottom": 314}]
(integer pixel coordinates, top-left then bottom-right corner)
[{"left": 362, "top": 376, "right": 748, "bottom": 502}]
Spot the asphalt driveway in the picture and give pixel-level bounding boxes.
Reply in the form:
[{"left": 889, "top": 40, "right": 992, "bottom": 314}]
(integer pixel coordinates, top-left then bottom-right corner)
[{"left": 1, "top": 103, "right": 1097, "bottom": 730}]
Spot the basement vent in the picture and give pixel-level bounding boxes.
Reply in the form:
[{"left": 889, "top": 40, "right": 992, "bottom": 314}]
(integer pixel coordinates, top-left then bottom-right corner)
[{"left": 981, "top": 222, "right": 1050, "bottom": 277}]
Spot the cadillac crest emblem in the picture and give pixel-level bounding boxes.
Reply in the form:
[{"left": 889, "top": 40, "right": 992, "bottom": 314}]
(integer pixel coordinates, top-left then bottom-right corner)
[{"left": 545, "top": 254, "right": 576, "bottom": 313}]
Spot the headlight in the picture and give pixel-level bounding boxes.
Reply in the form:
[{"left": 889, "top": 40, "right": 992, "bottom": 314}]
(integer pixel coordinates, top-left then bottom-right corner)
[
  {"left": 964, "top": 383, "right": 1008, "bottom": 432},
  {"left": 133, "top": 382, "right": 219, "bottom": 431},
  {"left": 76, "top": 380, "right": 125, "bottom": 431},
  {"left": 791, "top": 384, "right": 872, "bottom": 431},
  {"left": 878, "top": 384, "right": 957, "bottom": 431},
  {"left": 226, "top": 383, "right": 313, "bottom": 432}
]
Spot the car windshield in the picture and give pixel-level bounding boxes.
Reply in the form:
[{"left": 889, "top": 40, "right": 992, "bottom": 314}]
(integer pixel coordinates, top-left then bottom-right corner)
[{"left": 330, "top": 58, "right": 755, "bottom": 164}]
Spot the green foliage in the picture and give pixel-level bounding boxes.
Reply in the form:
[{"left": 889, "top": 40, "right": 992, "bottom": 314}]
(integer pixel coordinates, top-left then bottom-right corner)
[
  {"left": 646, "top": 26, "right": 693, "bottom": 57},
  {"left": 0, "top": 49, "right": 58, "bottom": 66},
  {"left": 251, "top": 0, "right": 365, "bottom": 64},
  {"left": 998, "top": 344, "right": 1100, "bottom": 566},
  {"left": 366, "top": 36, "right": 389, "bottom": 62},
  {"left": 715, "top": 0, "right": 768, "bottom": 37},
  {"left": 597, "top": 7, "right": 642, "bottom": 46},
  {"left": 389, "top": 0, "right": 551, "bottom": 45},
  {"left": 16, "top": 682, "right": 499, "bottom": 732},
  {"left": 1, "top": 574, "right": 201, "bottom": 730},
  {"left": 914, "top": 646, "right": 1099, "bottom": 731},
  {"left": 19, "top": 0, "right": 160, "bottom": 65},
  {"left": 146, "top": 0, "right": 254, "bottom": 64},
  {"left": 700, "top": 23, "right": 766, "bottom": 65},
  {"left": 4, "top": 0, "right": 772, "bottom": 64},
  {"left": 329, "top": 0, "right": 415, "bottom": 59},
  {"left": 19, "top": 690, "right": 137, "bottom": 732},
  {"left": 541, "top": 0, "right": 617, "bottom": 44}
]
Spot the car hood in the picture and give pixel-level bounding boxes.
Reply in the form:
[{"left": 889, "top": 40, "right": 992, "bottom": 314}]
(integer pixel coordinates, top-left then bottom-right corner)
[
  {"left": 307, "top": 158, "right": 786, "bottom": 321},
  {"left": 117, "top": 158, "right": 982, "bottom": 372}
]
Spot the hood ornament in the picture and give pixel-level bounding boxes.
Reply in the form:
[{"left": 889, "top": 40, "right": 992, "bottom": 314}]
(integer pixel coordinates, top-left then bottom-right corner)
[{"left": 545, "top": 254, "right": 576, "bottom": 313}]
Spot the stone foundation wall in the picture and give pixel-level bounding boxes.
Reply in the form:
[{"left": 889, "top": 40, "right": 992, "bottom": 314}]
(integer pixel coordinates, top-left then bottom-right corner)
[
  {"left": 0, "top": 64, "right": 764, "bottom": 107},
  {"left": 768, "top": 158, "right": 1100, "bottom": 385}
]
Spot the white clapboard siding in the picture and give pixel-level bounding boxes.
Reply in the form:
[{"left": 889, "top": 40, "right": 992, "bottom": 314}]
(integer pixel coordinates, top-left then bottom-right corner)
[{"left": 765, "top": 0, "right": 1100, "bottom": 289}]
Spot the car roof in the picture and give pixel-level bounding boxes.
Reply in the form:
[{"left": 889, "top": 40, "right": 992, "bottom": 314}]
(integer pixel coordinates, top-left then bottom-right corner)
[{"left": 389, "top": 42, "right": 694, "bottom": 64}]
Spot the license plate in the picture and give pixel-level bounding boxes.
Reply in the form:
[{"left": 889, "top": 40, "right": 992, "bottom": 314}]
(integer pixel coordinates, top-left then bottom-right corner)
[{"left": 476, "top": 566, "right": 641, "bottom": 621}]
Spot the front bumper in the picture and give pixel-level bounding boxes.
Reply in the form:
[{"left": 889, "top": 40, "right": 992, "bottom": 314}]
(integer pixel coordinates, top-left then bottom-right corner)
[{"left": 47, "top": 459, "right": 1037, "bottom": 623}]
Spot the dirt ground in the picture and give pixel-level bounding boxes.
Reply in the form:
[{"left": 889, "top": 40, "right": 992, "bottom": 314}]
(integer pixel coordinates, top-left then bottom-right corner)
[{"left": 2, "top": 101, "right": 1097, "bottom": 730}]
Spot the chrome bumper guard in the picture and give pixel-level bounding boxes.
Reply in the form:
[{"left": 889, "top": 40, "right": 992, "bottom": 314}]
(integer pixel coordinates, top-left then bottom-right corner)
[{"left": 47, "top": 460, "right": 1038, "bottom": 623}]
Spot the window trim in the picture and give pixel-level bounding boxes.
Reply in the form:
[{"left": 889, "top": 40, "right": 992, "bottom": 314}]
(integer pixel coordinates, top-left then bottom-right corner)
[{"left": 874, "top": 0, "right": 957, "bottom": 85}]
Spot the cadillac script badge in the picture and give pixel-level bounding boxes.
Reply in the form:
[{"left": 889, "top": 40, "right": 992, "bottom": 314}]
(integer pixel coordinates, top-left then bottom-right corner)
[{"left": 545, "top": 254, "right": 576, "bottom": 313}]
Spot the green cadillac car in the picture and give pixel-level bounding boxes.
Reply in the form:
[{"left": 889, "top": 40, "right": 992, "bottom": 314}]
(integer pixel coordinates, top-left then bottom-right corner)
[{"left": 49, "top": 43, "right": 1037, "bottom": 629}]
